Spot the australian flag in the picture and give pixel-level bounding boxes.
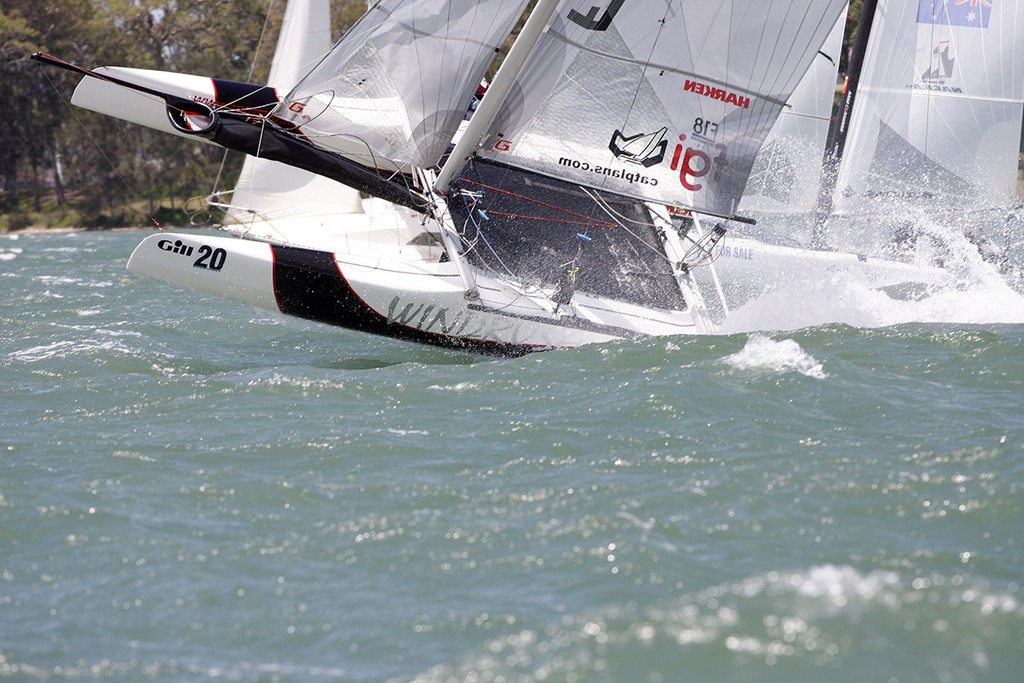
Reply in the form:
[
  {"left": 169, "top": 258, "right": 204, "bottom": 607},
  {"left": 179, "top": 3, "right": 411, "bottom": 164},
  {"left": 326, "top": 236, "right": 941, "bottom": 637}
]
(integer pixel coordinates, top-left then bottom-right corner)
[{"left": 917, "top": 0, "right": 993, "bottom": 29}]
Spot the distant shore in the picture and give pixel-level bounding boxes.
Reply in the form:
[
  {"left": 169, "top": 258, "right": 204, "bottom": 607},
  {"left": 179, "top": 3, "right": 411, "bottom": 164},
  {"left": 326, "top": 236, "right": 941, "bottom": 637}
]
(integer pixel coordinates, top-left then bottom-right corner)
[{"left": 2, "top": 225, "right": 185, "bottom": 236}]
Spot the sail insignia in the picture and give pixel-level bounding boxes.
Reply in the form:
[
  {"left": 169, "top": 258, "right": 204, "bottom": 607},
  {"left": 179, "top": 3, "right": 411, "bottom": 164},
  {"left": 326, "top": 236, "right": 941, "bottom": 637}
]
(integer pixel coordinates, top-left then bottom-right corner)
[{"left": 608, "top": 127, "right": 669, "bottom": 168}]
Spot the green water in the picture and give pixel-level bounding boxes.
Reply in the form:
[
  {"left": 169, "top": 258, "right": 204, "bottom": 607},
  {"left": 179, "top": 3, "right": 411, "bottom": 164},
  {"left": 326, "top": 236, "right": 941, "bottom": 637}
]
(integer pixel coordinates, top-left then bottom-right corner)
[{"left": 1, "top": 231, "right": 1022, "bottom": 682}]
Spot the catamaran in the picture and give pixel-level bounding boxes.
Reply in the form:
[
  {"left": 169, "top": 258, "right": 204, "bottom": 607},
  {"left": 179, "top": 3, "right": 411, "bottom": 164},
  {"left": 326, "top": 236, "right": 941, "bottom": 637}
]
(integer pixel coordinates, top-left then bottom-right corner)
[
  {"left": 35, "top": 0, "right": 1018, "bottom": 354},
  {"left": 711, "top": 0, "right": 1023, "bottom": 304},
  {"left": 824, "top": 0, "right": 1023, "bottom": 264}
]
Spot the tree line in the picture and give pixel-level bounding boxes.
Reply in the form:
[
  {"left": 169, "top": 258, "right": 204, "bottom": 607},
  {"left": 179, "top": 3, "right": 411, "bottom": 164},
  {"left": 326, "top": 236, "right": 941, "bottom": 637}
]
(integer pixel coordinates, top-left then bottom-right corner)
[
  {"left": 2, "top": 1, "right": 872, "bottom": 231},
  {"left": 0, "top": 0, "right": 366, "bottom": 230}
]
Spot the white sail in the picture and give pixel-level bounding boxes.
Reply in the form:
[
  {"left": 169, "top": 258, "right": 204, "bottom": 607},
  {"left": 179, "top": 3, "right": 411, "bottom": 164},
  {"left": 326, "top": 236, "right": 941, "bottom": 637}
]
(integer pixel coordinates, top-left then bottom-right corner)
[
  {"left": 274, "top": 0, "right": 531, "bottom": 170},
  {"left": 740, "top": 11, "right": 847, "bottom": 215},
  {"left": 473, "top": 0, "right": 849, "bottom": 218},
  {"left": 831, "top": 0, "right": 1024, "bottom": 215},
  {"left": 266, "top": 0, "right": 333, "bottom": 90},
  {"left": 227, "top": 0, "right": 365, "bottom": 224}
]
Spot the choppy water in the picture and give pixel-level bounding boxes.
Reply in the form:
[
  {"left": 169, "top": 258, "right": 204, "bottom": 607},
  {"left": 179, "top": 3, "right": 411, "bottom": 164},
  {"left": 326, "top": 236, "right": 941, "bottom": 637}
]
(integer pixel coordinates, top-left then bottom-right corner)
[{"left": 2, "top": 230, "right": 1023, "bottom": 682}]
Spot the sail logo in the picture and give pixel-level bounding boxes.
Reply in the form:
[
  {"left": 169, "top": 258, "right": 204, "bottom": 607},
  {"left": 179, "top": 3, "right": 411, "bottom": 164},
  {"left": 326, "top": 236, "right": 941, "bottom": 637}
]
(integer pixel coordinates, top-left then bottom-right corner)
[
  {"left": 157, "top": 239, "right": 227, "bottom": 271},
  {"left": 670, "top": 134, "right": 728, "bottom": 192},
  {"left": 917, "top": 0, "right": 992, "bottom": 29},
  {"left": 387, "top": 298, "right": 478, "bottom": 336},
  {"left": 684, "top": 80, "right": 751, "bottom": 109},
  {"left": 608, "top": 127, "right": 668, "bottom": 167},
  {"left": 912, "top": 41, "right": 964, "bottom": 92},
  {"left": 568, "top": 0, "right": 625, "bottom": 31},
  {"left": 601, "top": 120, "right": 729, "bottom": 193},
  {"left": 557, "top": 157, "right": 659, "bottom": 186},
  {"left": 158, "top": 239, "right": 194, "bottom": 257},
  {"left": 922, "top": 43, "right": 957, "bottom": 82}
]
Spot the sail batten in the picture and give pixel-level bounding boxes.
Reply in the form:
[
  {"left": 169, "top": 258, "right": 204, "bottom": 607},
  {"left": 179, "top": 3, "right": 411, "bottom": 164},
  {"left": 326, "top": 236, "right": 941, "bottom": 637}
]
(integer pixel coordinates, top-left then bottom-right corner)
[{"left": 544, "top": 33, "right": 792, "bottom": 108}]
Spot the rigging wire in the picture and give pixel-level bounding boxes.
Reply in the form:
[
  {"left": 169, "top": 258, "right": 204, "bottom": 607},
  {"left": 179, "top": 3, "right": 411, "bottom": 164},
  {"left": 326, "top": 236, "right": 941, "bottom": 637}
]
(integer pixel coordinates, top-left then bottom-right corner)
[
  {"left": 453, "top": 167, "right": 590, "bottom": 311},
  {"left": 583, "top": 186, "right": 728, "bottom": 269},
  {"left": 37, "top": 68, "right": 163, "bottom": 229},
  {"left": 452, "top": 163, "right": 700, "bottom": 311},
  {"left": 616, "top": 7, "right": 670, "bottom": 147},
  {"left": 454, "top": 167, "right": 519, "bottom": 276},
  {"left": 209, "top": 0, "right": 277, "bottom": 203},
  {"left": 456, "top": 176, "right": 616, "bottom": 230},
  {"left": 457, "top": 188, "right": 518, "bottom": 279},
  {"left": 580, "top": 187, "right": 674, "bottom": 262}
]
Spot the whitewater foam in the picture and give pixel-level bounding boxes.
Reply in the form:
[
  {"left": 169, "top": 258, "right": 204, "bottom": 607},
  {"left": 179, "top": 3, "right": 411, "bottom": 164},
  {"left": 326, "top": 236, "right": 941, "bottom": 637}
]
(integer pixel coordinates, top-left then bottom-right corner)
[
  {"left": 723, "top": 335, "right": 826, "bottom": 378},
  {"left": 713, "top": 210, "right": 1024, "bottom": 334}
]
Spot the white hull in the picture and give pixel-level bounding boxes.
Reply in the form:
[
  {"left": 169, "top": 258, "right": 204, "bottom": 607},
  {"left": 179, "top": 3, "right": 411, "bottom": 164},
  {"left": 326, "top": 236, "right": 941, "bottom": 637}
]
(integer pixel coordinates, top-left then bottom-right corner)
[
  {"left": 71, "top": 68, "right": 222, "bottom": 140},
  {"left": 685, "top": 231, "right": 951, "bottom": 325},
  {"left": 126, "top": 216, "right": 952, "bottom": 354},
  {"left": 128, "top": 230, "right": 704, "bottom": 354},
  {"left": 707, "top": 234, "right": 949, "bottom": 293}
]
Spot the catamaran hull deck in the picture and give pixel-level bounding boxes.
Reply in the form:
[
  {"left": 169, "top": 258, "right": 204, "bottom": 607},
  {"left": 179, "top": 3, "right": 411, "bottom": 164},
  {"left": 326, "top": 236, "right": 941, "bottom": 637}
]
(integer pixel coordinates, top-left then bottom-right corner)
[{"left": 128, "top": 232, "right": 703, "bottom": 355}]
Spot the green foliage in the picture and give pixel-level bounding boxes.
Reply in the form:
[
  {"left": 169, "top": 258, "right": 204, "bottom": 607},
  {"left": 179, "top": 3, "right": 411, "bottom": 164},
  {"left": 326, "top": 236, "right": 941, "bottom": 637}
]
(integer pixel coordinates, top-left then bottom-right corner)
[{"left": 3, "top": 211, "right": 32, "bottom": 232}]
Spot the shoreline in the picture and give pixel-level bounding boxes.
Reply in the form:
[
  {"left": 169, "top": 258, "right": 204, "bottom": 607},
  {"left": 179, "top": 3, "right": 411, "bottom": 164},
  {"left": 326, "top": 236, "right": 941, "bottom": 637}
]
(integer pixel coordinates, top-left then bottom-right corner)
[{"left": 2, "top": 225, "right": 189, "bottom": 236}]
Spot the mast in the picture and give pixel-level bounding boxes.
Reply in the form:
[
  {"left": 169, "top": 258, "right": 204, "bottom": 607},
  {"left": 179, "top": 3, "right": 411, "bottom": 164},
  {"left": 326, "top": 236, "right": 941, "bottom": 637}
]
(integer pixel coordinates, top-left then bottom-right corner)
[
  {"left": 433, "top": 0, "right": 562, "bottom": 193},
  {"left": 814, "top": 0, "right": 879, "bottom": 243}
]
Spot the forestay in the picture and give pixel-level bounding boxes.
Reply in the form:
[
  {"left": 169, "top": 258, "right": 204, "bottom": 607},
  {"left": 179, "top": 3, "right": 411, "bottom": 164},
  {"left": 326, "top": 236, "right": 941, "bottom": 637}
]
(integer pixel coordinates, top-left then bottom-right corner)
[
  {"left": 474, "top": 0, "right": 848, "bottom": 219},
  {"left": 831, "top": 0, "right": 1024, "bottom": 215},
  {"left": 274, "top": 0, "right": 530, "bottom": 169}
]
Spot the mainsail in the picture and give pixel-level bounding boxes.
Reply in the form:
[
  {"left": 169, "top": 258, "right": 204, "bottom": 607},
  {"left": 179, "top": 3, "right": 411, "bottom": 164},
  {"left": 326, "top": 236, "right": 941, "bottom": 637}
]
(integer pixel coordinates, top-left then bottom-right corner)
[
  {"left": 274, "top": 0, "right": 532, "bottom": 170},
  {"left": 831, "top": 0, "right": 1024, "bottom": 215},
  {"left": 470, "top": 0, "right": 849, "bottom": 219}
]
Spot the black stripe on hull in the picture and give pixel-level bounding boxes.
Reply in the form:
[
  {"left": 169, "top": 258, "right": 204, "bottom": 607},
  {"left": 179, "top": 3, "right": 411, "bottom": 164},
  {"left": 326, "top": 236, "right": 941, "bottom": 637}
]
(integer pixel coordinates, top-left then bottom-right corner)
[{"left": 269, "top": 244, "right": 540, "bottom": 357}]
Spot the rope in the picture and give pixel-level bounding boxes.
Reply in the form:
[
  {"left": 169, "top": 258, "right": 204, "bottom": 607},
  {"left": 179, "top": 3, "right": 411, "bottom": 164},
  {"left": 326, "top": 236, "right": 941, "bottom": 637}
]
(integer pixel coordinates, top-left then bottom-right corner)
[
  {"left": 480, "top": 210, "right": 614, "bottom": 229},
  {"left": 581, "top": 187, "right": 674, "bottom": 263}
]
